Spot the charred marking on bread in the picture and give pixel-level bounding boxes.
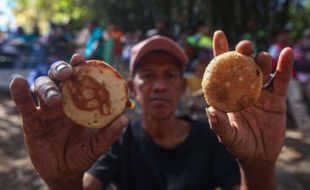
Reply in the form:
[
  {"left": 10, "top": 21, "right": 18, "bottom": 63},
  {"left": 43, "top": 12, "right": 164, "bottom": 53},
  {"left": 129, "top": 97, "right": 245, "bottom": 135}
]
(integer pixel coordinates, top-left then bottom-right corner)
[
  {"left": 62, "top": 60, "right": 131, "bottom": 128},
  {"left": 68, "top": 74, "right": 112, "bottom": 116}
]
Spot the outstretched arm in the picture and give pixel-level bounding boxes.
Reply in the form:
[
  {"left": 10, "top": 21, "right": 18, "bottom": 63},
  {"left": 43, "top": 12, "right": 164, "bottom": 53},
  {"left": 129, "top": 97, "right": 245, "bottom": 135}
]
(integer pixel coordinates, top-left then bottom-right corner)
[
  {"left": 10, "top": 54, "right": 127, "bottom": 190},
  {"left": 209, "top": 31, "right": 294, "bottom": 190}
]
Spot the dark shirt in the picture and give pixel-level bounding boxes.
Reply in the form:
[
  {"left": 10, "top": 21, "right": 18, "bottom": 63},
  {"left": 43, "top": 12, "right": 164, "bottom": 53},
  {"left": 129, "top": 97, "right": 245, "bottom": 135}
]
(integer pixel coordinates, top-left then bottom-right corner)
[{"left": 88, "top": 120, "right": 240, "bottom": 190}]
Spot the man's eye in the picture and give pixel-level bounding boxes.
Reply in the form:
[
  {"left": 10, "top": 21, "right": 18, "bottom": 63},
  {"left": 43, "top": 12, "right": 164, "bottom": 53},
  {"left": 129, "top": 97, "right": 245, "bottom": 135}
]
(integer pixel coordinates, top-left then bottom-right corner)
[{"left": 166, "top": 72, "right": 179, "bottom": 79}]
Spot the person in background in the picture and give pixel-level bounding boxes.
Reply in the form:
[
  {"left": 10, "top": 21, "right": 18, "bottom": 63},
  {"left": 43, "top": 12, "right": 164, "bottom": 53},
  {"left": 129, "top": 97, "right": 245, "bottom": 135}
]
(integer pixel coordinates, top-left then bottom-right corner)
[
  {"left": 75, "top": 23, "right": 90, "bottom": 55},
  {"left": 61, "top": 21, "right": 76, "bottom": 56},
  {"left": 183, "top": 60, "right": 208, "bottom": 120},
  {"left": 268, "top": 29, "right": 291, "bottom": 72},
  {"left": 48, "top": 24, "right": 72, "bottom": 61},
  {"left": 104, "top": 22, "right": 125, "bottom": 71},
  {"left": 186, "top": 24, "right": 213, "bottom": 72},
  {"left": 293, "top": 27, "right": 310, "bottom": 82},
  {"left": 27, "top": 25, "right": 46, "bottom": 68},
  {"left": 25, "top": 25, "right": 40, "bottom": 45},
  {"left": 8, "top": 26, "right": 27, "bottom": 43},
  {"left": 186, "top": 60, "right": 207, "bottom": 93},
  {"left": 146, "top": 18, "right": 172, "bottom": 38},
  {"left": 121, "top": 30, "right": 142, "bottom": 75},
  {"left": 177, "top": 30, "right": 195, "bottom": 66},
  {"left": 9, "top": 31, "right": 294, "bottom": 190},
  {"left": 240, "top": 20, "right": 267, "bottom": 53},
  {"left": 84, "top": 21, "right": 104, "bottom": 60},
  {"left": 187, "top": 24, "right": 213, "bottom": 50},
  {"left": 293, "top": 27, "right": 310, "bottom": 107}
]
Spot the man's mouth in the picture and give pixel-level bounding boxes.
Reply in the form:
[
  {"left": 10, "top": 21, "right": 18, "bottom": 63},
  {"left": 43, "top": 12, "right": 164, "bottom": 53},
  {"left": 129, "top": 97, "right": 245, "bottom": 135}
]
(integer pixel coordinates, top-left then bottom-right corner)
[{"left": 149, "top": 97, "right": 170, "bottom": 102}]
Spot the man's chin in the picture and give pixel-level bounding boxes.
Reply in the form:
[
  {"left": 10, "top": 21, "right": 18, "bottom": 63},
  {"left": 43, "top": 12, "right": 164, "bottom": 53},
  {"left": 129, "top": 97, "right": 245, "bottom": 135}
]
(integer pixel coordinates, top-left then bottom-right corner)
[
  {"left": 150, "top": 111, "right": 171, "bottom": 119},
  {"left": 150, "top": 103, "right": 170, "bottom": 111},
  {"left": 147, "top": 107, "right": 172, "bottom": 118}
]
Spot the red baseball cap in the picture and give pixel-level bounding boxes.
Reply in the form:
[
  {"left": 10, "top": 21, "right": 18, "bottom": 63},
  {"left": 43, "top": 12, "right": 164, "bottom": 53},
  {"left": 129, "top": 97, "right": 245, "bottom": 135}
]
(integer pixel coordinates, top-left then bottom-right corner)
[{"left": 130, "top": 35, "right": 188, "bottom": 76}]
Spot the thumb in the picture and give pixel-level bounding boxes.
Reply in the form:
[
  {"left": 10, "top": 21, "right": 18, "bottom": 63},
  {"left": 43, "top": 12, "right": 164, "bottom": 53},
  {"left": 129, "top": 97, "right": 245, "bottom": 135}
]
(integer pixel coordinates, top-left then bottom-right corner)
[
  {"left": 207, "top": 107, "right": 236, "bottom": 145},
  {"left": 90, "top": 115, "right": 129, "bottom": 157}
]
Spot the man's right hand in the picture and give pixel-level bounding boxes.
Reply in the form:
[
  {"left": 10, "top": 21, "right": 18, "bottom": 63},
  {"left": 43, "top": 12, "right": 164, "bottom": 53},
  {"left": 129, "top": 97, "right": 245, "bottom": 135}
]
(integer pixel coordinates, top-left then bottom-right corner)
[{"left": 10, "top": 54, "right": 128, "bottom": 189}]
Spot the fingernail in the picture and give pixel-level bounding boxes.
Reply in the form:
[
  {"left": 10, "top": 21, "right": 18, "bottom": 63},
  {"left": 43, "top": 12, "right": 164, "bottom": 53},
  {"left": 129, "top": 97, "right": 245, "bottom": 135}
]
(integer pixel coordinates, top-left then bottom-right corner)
[
  {"left": 206, "top": 107, "right": 218, "bottom": 124},
  {"left": 55, "top": 64, "right": 69, "bottom": 72},
  {"left": 45, "top": 89, "right": 59, "bottom": 99},
  {"left": 206, "top": 107, "right": 215, "bottom": 117}
]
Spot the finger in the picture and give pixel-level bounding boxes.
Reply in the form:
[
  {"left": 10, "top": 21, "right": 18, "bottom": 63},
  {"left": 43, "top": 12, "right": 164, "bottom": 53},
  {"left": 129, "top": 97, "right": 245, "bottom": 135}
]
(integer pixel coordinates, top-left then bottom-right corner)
[
  {"left": 90, "top": 115, "right": 128, "bottom": 157},
  {"left": 48, "top": 61, "right": 73, "bottom": 81},
  {"left": 213, "top": 30, "right": 229, "bottom": 56},
  {"left": 235, "top": 40, "right": 254, "bottom": 55},
  {"left": 34, "top": 76, "right": 62, "bottom": 108},
  {"left": 207, "top": 107, "right": 236, "bottom": 145},
  {"left": 69, "top": 53, "right": 87, "bottom": 66},
  {"left": 10, "top": 76, "right": 37, "bottom": 117},
  {"left": 272, "top": 47, "right": 294, "bottom": 96},
  {"left": 255, "top": 52, "right": 272, "bottom": 84}
]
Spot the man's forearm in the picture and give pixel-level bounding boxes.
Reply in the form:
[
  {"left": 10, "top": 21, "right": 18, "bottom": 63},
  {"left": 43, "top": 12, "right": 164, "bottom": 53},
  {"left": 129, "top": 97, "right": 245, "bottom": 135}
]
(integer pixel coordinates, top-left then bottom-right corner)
[{"left": 238, "top": 160, "right": 277, "bottom": 190}]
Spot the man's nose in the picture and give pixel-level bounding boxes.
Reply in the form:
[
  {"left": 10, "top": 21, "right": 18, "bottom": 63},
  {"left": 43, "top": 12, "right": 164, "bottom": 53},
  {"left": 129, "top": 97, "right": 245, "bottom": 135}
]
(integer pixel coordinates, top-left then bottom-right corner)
[{"left": 153, "top": 79, "right": 167, "bottom": 92}]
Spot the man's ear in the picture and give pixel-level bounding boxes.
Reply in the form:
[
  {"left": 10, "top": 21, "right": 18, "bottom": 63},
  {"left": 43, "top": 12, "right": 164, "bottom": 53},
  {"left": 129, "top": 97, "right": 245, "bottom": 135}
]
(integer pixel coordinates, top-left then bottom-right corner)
[{"left": 127, "top": 79, "right": 136, "bottom": 98}]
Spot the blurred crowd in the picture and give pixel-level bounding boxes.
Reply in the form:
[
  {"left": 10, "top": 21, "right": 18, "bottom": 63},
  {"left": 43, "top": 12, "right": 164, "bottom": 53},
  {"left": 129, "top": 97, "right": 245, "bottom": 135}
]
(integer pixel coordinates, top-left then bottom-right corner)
[{"left": 1, "top": 19, "right": 310, "bottom": 120}]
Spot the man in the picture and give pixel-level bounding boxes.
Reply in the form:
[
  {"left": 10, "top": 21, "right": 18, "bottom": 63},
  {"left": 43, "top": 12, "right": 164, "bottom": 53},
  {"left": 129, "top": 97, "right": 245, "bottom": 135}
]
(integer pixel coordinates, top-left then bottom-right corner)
[
  {"left": 10, "top": 31, "right": 294, "bottom": 190},
  {"left": 86, "top": 35, "right": 239, "bottom": 189}
]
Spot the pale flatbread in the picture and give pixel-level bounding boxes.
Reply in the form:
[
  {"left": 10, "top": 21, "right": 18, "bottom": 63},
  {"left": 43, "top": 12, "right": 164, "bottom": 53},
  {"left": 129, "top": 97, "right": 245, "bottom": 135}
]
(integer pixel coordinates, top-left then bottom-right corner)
[{"left": 61, "top": 60, "right": 128, "bottom": 128}]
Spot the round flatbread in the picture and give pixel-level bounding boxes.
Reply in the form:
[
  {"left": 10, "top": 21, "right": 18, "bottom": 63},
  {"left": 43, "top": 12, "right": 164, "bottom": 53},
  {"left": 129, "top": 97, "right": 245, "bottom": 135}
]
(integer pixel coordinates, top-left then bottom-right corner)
[
  {"left": 61, "top": 60, "right": 129, "bottom": 128},
  {"left": 201, "top": 51, "right": 263, "bottom": 113}
]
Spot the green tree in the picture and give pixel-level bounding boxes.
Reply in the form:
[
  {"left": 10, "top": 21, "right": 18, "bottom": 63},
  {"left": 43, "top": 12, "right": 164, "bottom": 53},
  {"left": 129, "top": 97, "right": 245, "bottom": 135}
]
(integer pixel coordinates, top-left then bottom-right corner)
[{"left": 15, "top": 0, "right": 310, "bottom": 45}]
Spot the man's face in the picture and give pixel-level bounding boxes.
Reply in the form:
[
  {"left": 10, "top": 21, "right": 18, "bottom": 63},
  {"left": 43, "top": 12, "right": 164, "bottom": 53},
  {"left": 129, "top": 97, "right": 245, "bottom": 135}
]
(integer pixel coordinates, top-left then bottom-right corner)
[{"left": 129, "top": 51, "right": 186, "bottom": 119}]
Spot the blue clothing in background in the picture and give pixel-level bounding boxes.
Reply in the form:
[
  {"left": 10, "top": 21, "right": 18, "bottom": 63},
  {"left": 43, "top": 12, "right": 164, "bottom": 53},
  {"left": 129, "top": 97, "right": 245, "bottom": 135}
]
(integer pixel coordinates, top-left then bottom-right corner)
[{"left": 84, "top": 27, "right": 104, "bottom": 59}]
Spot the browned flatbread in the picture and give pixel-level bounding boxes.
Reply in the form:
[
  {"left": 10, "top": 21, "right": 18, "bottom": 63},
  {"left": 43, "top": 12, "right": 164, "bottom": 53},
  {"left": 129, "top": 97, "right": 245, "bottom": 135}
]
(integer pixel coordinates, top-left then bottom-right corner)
[
  {"left": 201, "top": 51, "right": 263, "bottom": 113},
  {"left": 61, "top": 60, "right": 130, "bottom": 128}
]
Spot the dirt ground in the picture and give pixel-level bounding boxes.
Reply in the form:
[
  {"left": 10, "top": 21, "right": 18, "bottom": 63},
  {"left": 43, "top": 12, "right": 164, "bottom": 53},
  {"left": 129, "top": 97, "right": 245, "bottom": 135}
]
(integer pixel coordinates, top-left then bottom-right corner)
[{"left": 0, "top": 92, "right": 309, "bottom": 190}]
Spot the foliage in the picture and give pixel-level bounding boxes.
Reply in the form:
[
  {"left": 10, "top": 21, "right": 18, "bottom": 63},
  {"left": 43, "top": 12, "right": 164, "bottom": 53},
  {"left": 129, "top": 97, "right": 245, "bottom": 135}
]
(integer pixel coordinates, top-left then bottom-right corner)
[
  {"left": 15, "top": 0, "right": 85, "bottom": 23},
  {"left": 289, "top": 1, "right": 310, "bottom": 41},
  {"left": 14, "top": 0, "right": 310, "bottom": 45}
]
